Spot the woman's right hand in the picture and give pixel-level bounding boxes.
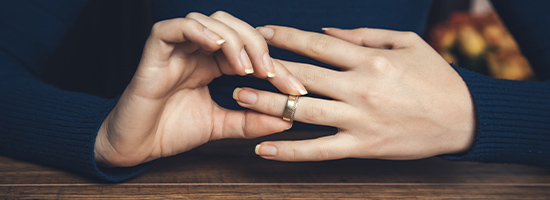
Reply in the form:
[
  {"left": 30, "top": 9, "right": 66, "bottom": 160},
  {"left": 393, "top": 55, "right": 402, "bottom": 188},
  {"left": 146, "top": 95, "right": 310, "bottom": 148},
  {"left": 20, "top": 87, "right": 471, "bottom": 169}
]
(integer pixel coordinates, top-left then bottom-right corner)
[{"left": 94, "top": 11, "right": 306, "bottom": 167}]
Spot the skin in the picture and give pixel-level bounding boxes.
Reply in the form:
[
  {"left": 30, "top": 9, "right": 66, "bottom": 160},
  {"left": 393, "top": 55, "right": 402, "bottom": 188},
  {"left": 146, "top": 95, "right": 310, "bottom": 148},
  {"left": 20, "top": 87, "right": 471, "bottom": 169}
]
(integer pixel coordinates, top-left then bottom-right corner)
[
  {"left": 235, "top": 26, "right": 477, "bottom": 161},
  {"left": 93, "top": 12, "right": 304, "bottom": 167},
  {"left": 95, "top": 11, "right": 476, "bottom": 166}
]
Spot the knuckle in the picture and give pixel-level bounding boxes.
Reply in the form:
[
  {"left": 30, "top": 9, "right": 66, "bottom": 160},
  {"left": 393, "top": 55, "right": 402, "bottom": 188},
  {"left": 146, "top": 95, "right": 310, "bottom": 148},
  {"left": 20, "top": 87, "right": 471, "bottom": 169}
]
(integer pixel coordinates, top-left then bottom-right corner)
[
  {"left": 301, "top": 103, "right": 324, "bottom": 122},
  {"left": 290, "top": 146, "right": 298, "bottom": 160},
  {"left": 357, "top": 27, "right": 370, "bottom": 35},
  {"left": 306, "top": 35, "right": 330, "bottom": 56},
  {"left": 211, "top": 10, "right": 229, "bottom": 18},
  {"left": 359, "top": 89, "right": 382, "bottom": 106},
  {"left": 278, "top": 31, "right": 292, "bottom": 44},
  {"left": 179, "top": 18, "right": 196, "bottom": 26},
  {"left": 251, "top": 31, "right": 268, "bottom": 42},
  {"left": 358, "top": 91, "right": 371, "bottom": 103},
  {"left": 401, "top": 31, "right": 420, "bottom": 41},
  {"left": 367, "top": 54, "right": 391, "bottom": 73},
  {"left": 185, "top": 12, "right": 202, "bottom": 19},
  {"left": 172, "top": 18, "right": 195, "bottom": 30},
  {"left": 298, "top": 68, "right": 317, "bottom": 87},
  {"left": 264, "top": 96, "right": 280, "bottom": 114},
  {"left": 240, "top": 111, "right": 251, "bottom": 138},
  {"left": 316, "top": 147, "right": 331, "bottom": 160},
  {"left": 150, "top": 21, "right": 164, "bottom": 36}
]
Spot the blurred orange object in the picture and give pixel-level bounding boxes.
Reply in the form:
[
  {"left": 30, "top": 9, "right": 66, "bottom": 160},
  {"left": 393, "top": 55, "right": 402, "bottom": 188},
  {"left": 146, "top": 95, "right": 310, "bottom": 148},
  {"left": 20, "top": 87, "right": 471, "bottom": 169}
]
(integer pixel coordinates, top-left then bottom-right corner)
[
  {"left": 429, "top": 12, "right": 533, "bottom": 80},
  {"left": 457, "top": 24, "right": 487, "bottom": 58}
]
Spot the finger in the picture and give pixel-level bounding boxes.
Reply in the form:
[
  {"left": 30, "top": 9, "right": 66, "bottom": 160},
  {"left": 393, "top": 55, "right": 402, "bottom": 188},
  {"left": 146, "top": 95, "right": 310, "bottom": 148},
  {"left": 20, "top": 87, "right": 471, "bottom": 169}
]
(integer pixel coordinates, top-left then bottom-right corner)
[
  {"left": 276, "top": 59, "right": 350, "bottom": 100},
  {"left": 210, "top": 106, "right": 291, "bottom": 140},
  {"left": 143, "top": 18, "right": 225, "bottom": 63},
  {"left": 213, "top": 54, "right": 308, "bottom": 96},
  {"left": 266, "top": 59, "right": 308, "bottom": 95},
  {"left": 232, "top": 87, "right": 356, "bottom": 127},
  {"left": 213, "top": 50, "right": 236, "bottom": 75},
  {"left": 257, "top": 25, "right": 369, "bottom": 70},
  {"left": 323, "top": 27, "right": 418, "bottom": 49},
  {"left": 255, "top": 134, "right": 356, "bottom": 161},
  {"left": 188, "top": 12, "right": 308, "bottom": 95},
  {"left": 186, "top": 12, "right": 253, "bottom": 76},
  {"left": 210, "top": 11, "right": 275, "bottom": 78}
]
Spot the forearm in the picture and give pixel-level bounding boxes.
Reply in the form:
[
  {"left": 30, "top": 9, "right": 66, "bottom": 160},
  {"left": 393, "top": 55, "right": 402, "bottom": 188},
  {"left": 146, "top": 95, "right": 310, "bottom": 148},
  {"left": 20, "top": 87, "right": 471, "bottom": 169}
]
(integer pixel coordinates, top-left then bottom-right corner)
[
  {"left": 0, "top": 67, "right": 149, "bottom": 182},
  {"left": 0, "top": 0, "right": 149, "bottom": 182}
]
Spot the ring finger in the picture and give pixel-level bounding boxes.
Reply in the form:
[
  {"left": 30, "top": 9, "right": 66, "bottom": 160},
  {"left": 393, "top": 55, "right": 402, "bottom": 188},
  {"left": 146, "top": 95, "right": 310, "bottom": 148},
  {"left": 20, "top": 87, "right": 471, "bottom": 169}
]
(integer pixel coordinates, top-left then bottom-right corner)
[{"left": 232, "top": 87, "right": 356, "bottom": 128}]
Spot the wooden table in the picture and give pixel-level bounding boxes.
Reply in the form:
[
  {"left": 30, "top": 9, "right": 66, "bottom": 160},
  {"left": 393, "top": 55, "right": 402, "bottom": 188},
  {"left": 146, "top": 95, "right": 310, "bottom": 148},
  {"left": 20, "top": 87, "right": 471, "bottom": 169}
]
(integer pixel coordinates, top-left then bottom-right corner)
[{"left": 1, "top": 131, "right": 549, "bottom": 199}]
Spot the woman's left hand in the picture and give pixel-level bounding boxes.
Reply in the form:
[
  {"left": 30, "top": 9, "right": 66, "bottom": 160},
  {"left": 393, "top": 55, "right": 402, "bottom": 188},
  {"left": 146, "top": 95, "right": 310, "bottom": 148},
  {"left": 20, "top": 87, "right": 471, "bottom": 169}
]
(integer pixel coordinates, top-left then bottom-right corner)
[{"left": 234, "top": 26, "right": 477, "bottom": 161}]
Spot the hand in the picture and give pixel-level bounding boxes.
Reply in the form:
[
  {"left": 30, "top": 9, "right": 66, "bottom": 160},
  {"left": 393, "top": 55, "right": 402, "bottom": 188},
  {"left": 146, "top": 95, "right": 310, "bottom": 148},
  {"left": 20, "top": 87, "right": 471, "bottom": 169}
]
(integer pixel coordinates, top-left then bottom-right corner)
[
  {"left": 235, "top": 26, "right": 476, "bottom": 161},
  {"left": 94, "top": 12, "right": 306, "bottom": 167}
]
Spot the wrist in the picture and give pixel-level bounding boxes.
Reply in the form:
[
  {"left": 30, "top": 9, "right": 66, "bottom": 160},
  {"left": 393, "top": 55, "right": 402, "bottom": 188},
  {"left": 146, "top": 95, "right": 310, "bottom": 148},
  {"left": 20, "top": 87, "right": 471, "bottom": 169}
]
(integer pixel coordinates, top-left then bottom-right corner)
[
  {"left": 438, "top": 66, "right": 477, "bottom": 155},
  {"left": 94, "top": 116, "right": 113, "bottom": 167},
  {"left": 444, "top": 94, "right": 477, "bottom": 155}
]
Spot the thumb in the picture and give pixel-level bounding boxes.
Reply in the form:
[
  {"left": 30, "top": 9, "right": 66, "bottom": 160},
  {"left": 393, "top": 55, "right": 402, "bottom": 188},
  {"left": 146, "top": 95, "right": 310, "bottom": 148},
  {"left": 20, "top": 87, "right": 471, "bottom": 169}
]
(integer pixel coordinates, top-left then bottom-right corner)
[
  {"left": 323, "top": 27, "right": 415, "bottom": 49},
  {"left": 255, "top": 133, "right": 356, "bottom": 161}
]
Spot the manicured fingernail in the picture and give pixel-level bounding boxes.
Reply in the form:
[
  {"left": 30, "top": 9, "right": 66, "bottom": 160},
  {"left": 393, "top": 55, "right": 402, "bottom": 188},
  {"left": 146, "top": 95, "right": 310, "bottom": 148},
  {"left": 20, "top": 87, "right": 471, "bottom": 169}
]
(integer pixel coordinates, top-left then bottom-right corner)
[
  {"left": 255, "top": 144, "right": 277, "bottom": 156},
  {"left": 263, "top": 52, "right": 275, "bottom": 78},
  {"left": 233, "top": 88, "right": 257, "bottom": 105},
  {"left": 240, "top": 48, "right": 254, "bottom": 74},
  {"left": 257, "top": 27, "right": 274, "bottom": 40},
  {"left": 204, "top": 28, "right": 225, "bottom": 45},
  {"left": 321, "top": 27, "right": 330, "bottom": 32},
  {"left": 232, "top": 87, "right": 242, "bottom": 101},
  {"left": 289, "top": 75, "right": 308, "bottom": 95},
  {"left": 216, "top": 39, "right": 226, "bottom": 45},
  {"left": 255, "top": 144, "right": 261, "bottom": 155}
]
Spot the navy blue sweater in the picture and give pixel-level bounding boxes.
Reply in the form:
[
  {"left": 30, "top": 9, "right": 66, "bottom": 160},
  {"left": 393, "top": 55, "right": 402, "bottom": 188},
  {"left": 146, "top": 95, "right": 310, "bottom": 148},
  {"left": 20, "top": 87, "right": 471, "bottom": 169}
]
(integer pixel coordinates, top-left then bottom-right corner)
[{"left": 0, "top": 0, "right": 548, "bottom": 182}]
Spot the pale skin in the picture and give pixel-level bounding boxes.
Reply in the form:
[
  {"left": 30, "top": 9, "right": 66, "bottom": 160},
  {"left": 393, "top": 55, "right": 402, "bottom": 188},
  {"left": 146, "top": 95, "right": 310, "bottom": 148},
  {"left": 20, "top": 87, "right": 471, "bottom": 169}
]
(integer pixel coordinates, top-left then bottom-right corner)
[
  {"left": 95, "top": 11, "right": 476, "bottom": 166},
  {"left": 235, "top": 26, "right": 477, "bottom": 161},
  {"left": 94, "top": 12, "right": 305, "bottom": 167}
]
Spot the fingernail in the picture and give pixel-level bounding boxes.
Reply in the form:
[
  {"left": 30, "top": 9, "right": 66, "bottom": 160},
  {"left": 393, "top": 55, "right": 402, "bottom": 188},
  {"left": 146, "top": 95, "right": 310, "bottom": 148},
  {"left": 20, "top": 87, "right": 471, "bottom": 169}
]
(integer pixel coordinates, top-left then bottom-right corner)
[
  {"left": 240, "top": 48, "right": 254, "bottom": 74},
  {"left": 256, "top": 144, "right": 277, "bottom": 156},
  {"left": 233, "top": 88, "right": 257, "bottom": 105},
  {"left": 255, "top": 144, "right": 261, "bottom": 155},
  {"left": 204, "top": 28, "right": 225, "bottom": 45},
  {"left": 289, "top": 75, "right": 308, "bottom": 95},
  {"left": 263, "top": 52, "right": 275, "bottom": 78},
  {"left": 321, "top": 27, "right": 330, "bottom": 32},
  {"left": 232, "top": 87, "right": 242, "bottom": 101},
  {"left": 257, "top": 27, "right": 274, "bottom": 40},
  {"left": 216, "top": 39, "right": 226, "bottom": 45}
]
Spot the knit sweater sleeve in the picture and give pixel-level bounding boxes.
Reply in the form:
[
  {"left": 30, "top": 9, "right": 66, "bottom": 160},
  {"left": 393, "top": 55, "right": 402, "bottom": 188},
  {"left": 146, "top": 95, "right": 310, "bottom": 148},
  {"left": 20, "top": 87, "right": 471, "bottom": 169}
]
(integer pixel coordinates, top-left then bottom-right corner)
[
  {"left": 0, "top": 1, "right": 148, "bottom": 182},
  {"left": 441, "top": 0, "right": 550, "bottom": 167},
  {"left": 441, "top": 65, "right": 550, "bottom": 167}
]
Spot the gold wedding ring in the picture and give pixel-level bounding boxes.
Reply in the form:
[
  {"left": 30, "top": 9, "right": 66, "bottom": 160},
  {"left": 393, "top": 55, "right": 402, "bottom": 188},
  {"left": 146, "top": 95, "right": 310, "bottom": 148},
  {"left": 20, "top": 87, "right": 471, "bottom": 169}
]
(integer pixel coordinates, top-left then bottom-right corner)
[{"left": 283, "top": 94, "right": 300, "bottom": 128}]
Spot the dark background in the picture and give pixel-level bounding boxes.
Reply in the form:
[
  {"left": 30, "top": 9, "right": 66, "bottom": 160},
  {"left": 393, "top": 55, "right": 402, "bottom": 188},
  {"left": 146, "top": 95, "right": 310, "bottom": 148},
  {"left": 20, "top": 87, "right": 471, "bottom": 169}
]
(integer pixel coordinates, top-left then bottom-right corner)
[{"left": 41, "top": 0, "right": 470, "bottom": 99}]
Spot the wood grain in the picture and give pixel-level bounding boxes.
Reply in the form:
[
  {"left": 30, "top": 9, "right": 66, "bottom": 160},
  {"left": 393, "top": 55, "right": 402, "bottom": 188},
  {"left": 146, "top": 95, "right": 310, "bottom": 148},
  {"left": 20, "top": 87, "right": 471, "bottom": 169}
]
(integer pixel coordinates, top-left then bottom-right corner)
[
  {"left": 1, "top": 131, "right": 549, "bottom": 199},
  {"left": 2, "top": 185, "right": 550, "bottom": 199}
]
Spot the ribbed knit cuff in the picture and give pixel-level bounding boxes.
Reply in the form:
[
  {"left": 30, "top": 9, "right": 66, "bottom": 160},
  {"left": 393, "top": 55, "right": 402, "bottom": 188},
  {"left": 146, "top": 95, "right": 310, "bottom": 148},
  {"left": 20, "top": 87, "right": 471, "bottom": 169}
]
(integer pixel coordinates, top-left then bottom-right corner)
[
  {"left": 0, "top": 78, "right": 148, "bottom": 182},
  {"left": 440, "top": 65, "right": 550, "bottom": 167}
]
